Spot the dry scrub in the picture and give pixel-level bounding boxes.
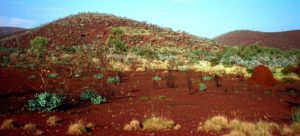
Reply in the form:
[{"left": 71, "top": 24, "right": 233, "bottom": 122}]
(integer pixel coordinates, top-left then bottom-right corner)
[
  {"left": 67, "top": 120, "right": 94, "bottom": 135},
  {"left": 1, "top": 119, "right": 16, "bottom": 129},
  {"left": 23, "top": 123, "right": 37, "bottom": 132},
  {"left": 47, "top": 116, "right": 62, "bottom": 126},
  {"left": 198, "top": 115, "right": 300, "bottom": 136},
  {"left": 124, "top": 116, "right": 180, "bottom": 131},
  {"left": 123, "top": 119, "right": 142, "bottom": 131}
]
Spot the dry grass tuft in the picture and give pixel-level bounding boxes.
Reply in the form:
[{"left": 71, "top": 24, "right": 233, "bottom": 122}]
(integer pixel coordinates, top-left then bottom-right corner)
[
  {"left": 290, "top": 122, "right": 300, "bottom": 134},
  {"left": 67, "top": 120, "right": 87, "bottom": 135},
  {"left": 123, "top": 119, "right": 141, "bottom": 131},
  {"left": 124, "top": 116, "right": 180, "bottom": 131},
  {"left": 142, "top": 116, "right": 176, "bottom": 131},
  {"left": 23, "top": 123, "right": 37, "bottom": 132},
  {"left": 35, "top": 129, "right": 44, "bottom": 135},
  {"left": 222, "top": 130, "right": 246, "bottom": 136},
  {"left": 228, "top": 119, "right": 256, "bottom": 135},
  {"left": 280, "top": 124, "right": 293, "bottom": 136},
  {"left": 1, "top": 119, "right": 16, "bottom": 129},
  {"left": 86, "top": 122, "right": 94, "bottom": 129},
  {"left": 173, "top": 124, "right": 181, "bottom": 130},
  {"left": 250, "top": 121, "right": 279, "bottom": 136},
  {"left": 198, "top": 116, "right": 282, "bottom": 136},
  {"left": 198, "top": 115, "right": 228, "bottom": 133},
  {"left": 47, "top": 116, "right": 62, "bottom": 126}
]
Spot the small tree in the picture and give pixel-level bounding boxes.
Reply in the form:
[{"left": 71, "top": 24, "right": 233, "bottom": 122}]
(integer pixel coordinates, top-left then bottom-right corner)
[
  {"left": 30, "top": 36, "right": 49, "bottom": 59},
  {"left": 105, "top": 28, "right": 128, "bottom": 54}
]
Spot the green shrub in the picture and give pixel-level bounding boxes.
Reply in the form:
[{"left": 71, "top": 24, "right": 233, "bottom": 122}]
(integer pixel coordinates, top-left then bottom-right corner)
[
  {"left": 47, "top": 73, "right": 58, "bottom": 78},
  {"left": 26, "top": 92, "right": 64, "bottom": 112},
  {"left": 0, "top": 56, "right": 10, "bottom": 67},
  {"left": 293, "top": 107, "right": 300, "bottom": 122},
  {"left": 202, "top": 76, "right": 214, "bottom": 81},
  {"left": 152, "top": 76, "right": 162, "bottom": 81},
  {"left": 62, "top": 47, "right": 76, "bottom": 54},
  {"left": 93, "top": 73, "right": 104, "bottom": 79},
  {"left": 130, "top": 46, "right": 158, "bottom": 59},
  {"left": 199, "top": 83, "right": 207, "bottom": 92},
  {"left": 80, "top": 90, "right": 106, "bottom": 104},
  {"left": 106, "top": 27, "right": 128, "bottom": 53},
  {"left": 107, "top": 76, "right": 120, "bottom": 84},
  {"left": 219, "top": 45, "right": 300, "bottom": 69},
  {"left": 30, "top": 36, "right": 49, "bottom": 58}
]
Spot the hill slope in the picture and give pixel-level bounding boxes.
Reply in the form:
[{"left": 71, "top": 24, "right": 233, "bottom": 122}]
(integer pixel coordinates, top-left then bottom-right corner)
[
  {"left": 214, "top": 30, "right": 300, "bottom": 50},
  {"left": 0, "top": 27, "right": 26, "bottom": 38},
  {"left": 0, "top": 13, "right": 218, "bottom": 51}
]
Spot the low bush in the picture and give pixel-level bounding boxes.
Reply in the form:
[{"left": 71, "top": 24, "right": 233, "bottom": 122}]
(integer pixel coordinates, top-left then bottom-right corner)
[
  {"left": 199, "top": 83, "right": 207, "bottom": 91},
  {"left": 80, "top": 90, "right": 106, "bottom": 104},
  {"left": 292, "top": 108, "right": 300, "bottom": 122},
  {"left": 47, "top": 73, "right": 58, "bottom": 78},
  {"left": 93, "top": 73, "right": 104, "bottom": 79},
  {"left": 106, "top": 27, "right": 128, "bottom": 53},
  {"left": 202, "top": 76, "right": 214, "bottom": 81},
  {"left": 152, "top": 75, "right": 162, "bottom": 81},
  {"left": 26, "top": 92, "right": 64, "bottom": 112},
  {"left": 130, "top": 46, "right": 158, "bottom": 59},
  {"left": 142, "top": 116, "right": 179, "bottom": 131},
  {"left": 0, "top": 56, "right": 10, "bottom": 67},
  {"left": 219, "top": 45, "right": 300, "bottom": 69},
  {"left": 107, "top": 76, "right": 120, "bottom": 84},
  {"left": 30, "top": 36, "right": 49, "bottom": 59}
]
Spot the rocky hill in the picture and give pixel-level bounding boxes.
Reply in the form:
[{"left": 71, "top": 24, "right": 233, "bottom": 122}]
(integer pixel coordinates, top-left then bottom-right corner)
[
  {"left": 214, "top": 30, "right": 300, "bottom": 50},
  {"left": 0, "top": 13, "right": 218, "bottom": 51},
  {"left": 0, "top": 27, "right": 26, "bottom": 38}
]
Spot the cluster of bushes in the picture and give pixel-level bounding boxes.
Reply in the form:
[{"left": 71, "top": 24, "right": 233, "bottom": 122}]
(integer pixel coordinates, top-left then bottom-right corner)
[
  {"left": 128, "top": 44, "right": 300, "bottom": 70},
  {"left": 80, "top": 90, "right": 106, "bottom": 104},
  {"left": 212, "top": 45, "right": 300, "bottom": 69},
  {"left": 26, "top": 92, "right": 64, "bottom": 112},
  {"left": 26, "top": 90, "right": 106, "bottom": 112}
]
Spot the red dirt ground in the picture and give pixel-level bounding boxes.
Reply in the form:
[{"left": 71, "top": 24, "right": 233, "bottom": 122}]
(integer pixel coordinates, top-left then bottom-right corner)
[
  {"left": 0, "top": 68, "right": 299, "bottom": 136},
  {"left": 214, "top": 30, "right": 300, "bottom": 50}
]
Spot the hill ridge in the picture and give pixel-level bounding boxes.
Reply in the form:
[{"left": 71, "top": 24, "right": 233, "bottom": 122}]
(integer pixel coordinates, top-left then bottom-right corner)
[
  {"left": 214, "top": 30, "right": 300, "bottom": 50},
  {"left": 0, "top": 13, "right": 217, "bottom": 50}
]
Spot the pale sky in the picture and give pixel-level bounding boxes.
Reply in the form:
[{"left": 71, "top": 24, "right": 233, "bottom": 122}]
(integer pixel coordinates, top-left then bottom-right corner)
[{"left": 1, "top": 0, "right": 300, "bottom": 38}]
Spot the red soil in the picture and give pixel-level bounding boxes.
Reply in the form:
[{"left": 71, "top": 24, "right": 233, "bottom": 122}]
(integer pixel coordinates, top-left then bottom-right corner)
[
  {"left": 0, "top": 68, "right": 299, "bottom": 136},
  {"left": 251, "top": 65, "right": 277, "bottom": 86},
  {"left": 214, "top": 30, "right": 300, "bottom": 50}
]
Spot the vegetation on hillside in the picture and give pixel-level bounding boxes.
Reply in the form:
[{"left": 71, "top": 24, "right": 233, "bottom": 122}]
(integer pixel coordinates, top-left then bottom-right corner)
[{"left": 0, "top": 22, "right": 299, "bottom": 80}]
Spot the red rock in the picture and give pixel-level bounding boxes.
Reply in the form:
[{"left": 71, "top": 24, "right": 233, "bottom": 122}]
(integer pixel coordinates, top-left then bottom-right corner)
[{"left": 251, "top": 65, "right": 277, "bottom": 86}]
